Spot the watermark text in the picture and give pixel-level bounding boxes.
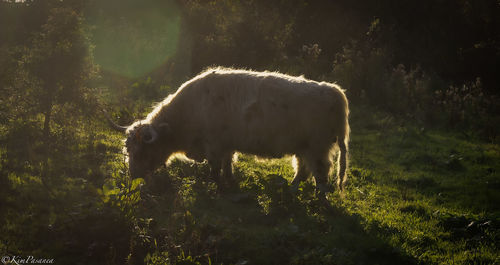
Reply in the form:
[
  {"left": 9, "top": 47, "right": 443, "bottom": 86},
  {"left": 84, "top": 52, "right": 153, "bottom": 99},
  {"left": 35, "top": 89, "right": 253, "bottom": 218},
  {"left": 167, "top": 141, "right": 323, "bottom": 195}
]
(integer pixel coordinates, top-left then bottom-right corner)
[{"left": 1, "top": 256, "right": 54, "bottom": 264}]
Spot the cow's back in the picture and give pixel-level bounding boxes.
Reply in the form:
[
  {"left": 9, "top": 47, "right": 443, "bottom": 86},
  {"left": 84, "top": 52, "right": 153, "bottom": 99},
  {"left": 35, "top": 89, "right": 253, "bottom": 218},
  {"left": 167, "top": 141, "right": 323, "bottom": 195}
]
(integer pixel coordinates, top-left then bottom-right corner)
[{"left": 174, "top": 69, "right": 347, "bottom": 157}]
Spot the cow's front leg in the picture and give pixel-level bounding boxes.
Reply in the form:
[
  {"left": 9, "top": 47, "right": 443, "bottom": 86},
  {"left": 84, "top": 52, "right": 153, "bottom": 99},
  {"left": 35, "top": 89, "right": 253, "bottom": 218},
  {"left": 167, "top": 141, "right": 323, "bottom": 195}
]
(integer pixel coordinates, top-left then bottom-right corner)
[
  {"left": 208, "top": 158, "right": 222, "bottom": 184},
  {"left": 291, "top": 155, "right": 311, "bottom": 192},
  {"left": 221, "top": 152, "right": 237, "bottom": 189},
  {"left": 207, "top": 149, "right": 234, "bottom": 191}
]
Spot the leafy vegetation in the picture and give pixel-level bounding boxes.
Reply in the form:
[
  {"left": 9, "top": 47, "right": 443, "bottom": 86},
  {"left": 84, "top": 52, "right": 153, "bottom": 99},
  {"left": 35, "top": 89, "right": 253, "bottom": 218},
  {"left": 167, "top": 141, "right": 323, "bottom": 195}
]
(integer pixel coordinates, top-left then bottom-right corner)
[{"left": 1, "top": 0, "right": 499, "bottom": 264}]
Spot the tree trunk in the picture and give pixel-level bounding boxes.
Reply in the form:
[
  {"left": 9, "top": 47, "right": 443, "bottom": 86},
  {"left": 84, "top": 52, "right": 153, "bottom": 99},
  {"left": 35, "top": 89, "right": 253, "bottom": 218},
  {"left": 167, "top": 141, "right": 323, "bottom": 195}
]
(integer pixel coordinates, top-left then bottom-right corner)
[
  {"left": 41, "top": 103, "right": 52, "bottom": 180},
  {"left": 43, "top": 106, "right": 52, "bottom": 141}
]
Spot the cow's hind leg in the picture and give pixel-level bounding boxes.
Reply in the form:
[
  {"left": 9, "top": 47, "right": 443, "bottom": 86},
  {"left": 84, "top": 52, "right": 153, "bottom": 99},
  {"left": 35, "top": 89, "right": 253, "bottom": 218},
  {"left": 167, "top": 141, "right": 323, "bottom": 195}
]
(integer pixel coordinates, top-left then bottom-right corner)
[
  {"left": 291, "top": 156, "right": 311, "bottom": 191},
  {"left": 336, "top": 137, "right": 348, "bottom": 192},
  {"left": 304, "top": 153, "right": 333, "bottom": 198}
]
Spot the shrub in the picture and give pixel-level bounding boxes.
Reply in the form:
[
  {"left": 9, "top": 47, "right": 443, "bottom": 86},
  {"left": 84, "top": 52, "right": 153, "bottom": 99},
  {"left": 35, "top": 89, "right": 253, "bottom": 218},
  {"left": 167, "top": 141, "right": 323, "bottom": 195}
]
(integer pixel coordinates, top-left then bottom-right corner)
[{"left": 434, "top": 78, "right": 500, "bottom": 141}]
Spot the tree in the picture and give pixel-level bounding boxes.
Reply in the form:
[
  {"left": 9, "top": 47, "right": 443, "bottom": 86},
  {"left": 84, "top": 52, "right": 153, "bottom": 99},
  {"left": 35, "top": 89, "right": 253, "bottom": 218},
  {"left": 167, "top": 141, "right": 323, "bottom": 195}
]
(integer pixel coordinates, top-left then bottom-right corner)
[{"left": 13, "top": 6, "right": 98, "bottom": 179}]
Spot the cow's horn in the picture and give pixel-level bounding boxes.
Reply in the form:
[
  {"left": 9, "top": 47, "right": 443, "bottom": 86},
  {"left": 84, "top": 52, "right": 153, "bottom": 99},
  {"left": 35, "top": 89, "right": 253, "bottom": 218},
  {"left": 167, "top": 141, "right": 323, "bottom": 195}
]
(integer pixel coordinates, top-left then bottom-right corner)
[
  {"left": 143, "top": 125, "right": 158, "bottom": 144},
  {"left": 102, "top": 109, "right": 128, "bottom": 133}
]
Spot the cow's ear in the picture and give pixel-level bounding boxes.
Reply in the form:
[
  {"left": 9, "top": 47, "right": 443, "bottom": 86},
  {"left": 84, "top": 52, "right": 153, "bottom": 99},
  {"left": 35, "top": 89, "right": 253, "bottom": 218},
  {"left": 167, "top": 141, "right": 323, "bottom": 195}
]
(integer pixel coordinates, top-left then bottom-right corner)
[{"left": 158, "top": 123, "right": 171, "bottom": 135}]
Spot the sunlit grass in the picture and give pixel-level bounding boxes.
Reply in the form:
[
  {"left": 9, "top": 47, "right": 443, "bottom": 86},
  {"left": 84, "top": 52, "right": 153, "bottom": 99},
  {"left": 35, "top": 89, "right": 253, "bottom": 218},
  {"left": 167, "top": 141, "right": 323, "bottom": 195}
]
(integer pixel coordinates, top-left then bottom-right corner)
[
  {"left": 127, "top": 106, "right": 499, "bottom": 264},
  {"left": 1, "top": 106, "right": 498, "bottom": 264}
]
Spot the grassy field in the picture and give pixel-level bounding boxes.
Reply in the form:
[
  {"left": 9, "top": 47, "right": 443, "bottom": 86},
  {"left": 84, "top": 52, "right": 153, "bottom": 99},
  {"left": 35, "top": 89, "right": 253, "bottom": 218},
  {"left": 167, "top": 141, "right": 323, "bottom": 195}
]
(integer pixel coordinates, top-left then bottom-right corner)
[
  {"left": 112, "top": 106, "right": 499, "bottom": 265},
  {"left": 1, "top": 106, "right": 498, "bottom": 265}
]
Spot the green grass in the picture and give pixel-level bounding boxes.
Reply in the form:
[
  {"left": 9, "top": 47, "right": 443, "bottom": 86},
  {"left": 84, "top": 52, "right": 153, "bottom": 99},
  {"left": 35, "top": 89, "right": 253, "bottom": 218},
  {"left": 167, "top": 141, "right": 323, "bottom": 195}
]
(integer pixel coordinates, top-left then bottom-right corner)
[
  {"left": 339, "top": 108, "right": 500, "bottom": 264},
  {"left": 120, "top": 107, "right": 500, "bottom": 264},
  {"left": 1, "top": 107, "right": 498, "bottom": 264}
]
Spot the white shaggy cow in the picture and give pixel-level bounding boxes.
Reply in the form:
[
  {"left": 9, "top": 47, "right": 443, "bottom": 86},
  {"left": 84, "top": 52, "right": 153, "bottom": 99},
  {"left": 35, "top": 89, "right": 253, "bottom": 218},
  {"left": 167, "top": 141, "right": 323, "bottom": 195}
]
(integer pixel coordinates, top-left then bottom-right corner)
[{"left": 116, "top": 67, "right": 350, "bottom": 194}]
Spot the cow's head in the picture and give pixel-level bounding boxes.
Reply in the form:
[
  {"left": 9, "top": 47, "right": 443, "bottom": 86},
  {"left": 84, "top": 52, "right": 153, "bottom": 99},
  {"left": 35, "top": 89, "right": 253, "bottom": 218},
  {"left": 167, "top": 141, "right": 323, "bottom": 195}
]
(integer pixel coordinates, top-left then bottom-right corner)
[
  {"left": 124, "top": 123, "right": 171, "bottom": 179},
  {"left": 103, "top": 109, "right": 172, "bottom": 179}
]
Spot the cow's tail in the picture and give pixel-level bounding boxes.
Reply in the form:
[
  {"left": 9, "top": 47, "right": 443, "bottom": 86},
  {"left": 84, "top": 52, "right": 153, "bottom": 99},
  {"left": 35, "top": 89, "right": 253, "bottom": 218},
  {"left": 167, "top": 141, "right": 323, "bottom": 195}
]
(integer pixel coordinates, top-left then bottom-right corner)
[{"left": 336, "top": 90, "right": 350, "bottom": 192}]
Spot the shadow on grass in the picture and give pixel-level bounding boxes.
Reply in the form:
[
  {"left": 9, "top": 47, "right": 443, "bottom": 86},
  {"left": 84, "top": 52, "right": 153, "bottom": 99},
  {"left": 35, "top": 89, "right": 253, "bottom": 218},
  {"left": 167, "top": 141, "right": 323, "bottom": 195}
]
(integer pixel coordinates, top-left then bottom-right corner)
[{"left": 137, "top": 170, "right": 418, "bottom": 265}]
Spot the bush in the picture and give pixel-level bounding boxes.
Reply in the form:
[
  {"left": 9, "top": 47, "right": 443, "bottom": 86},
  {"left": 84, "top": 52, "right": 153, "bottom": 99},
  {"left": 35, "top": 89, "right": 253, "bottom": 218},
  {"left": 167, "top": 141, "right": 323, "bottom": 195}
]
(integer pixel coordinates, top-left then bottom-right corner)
[
  {"left": 332, "top": 42, "right": 500, "bottom": 141},
  {"left": 332, "top": 41, "right": 389, "bottom": 103},
  {"left": 434, "top": 78, "right": 500, "bottom": 141}
]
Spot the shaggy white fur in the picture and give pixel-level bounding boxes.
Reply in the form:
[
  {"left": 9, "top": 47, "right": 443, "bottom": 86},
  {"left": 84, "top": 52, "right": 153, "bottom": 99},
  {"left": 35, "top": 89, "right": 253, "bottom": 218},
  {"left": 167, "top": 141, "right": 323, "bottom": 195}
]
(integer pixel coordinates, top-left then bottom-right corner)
[{"left": 125, "top": 67, "right": 350, "bottom": 192}]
